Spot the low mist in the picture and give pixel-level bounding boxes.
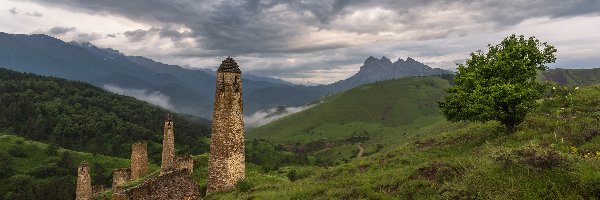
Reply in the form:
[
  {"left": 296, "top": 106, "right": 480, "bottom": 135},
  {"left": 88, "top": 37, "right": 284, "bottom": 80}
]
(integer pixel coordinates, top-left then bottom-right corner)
[
  {"left": 245, "top": 104, "right": 314, "bottom": 128},
  {"left": 103, "top": 84, "right": 175, "bottom": 110}
]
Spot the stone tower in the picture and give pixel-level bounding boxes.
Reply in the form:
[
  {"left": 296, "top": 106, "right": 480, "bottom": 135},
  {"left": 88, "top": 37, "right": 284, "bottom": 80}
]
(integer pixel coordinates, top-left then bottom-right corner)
[
  {"left": 131, "top": 141, "right": 148, "bottom": 179},
  {"left": 76, "top": 161, "right": 93, "bottom": 200},
  {"left": 161, "top": 114, "right": 175, "bottom": 175},
  {"left": 206, "top": 57, "right": 245, "bottom": 193}
]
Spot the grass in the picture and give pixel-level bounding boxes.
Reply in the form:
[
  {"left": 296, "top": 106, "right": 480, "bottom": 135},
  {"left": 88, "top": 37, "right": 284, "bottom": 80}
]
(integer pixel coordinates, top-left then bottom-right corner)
[
  {"left": 247, "top": 76, "right": 452, "bottom": 163},
  {"left": 0, "top": 133, "right": 131, "bottom": 175},
  {"left": 204, "top": 81, "right": 600, "bottom": 199},
  {"left": 248, "top": 76, "right": 451, "bottom": 143}
]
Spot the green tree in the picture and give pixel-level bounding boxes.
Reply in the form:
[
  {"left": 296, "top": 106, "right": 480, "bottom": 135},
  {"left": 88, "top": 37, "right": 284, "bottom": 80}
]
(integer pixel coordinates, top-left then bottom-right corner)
[{"left": 438, "top": 34, "right": 557, "bottom": 132}]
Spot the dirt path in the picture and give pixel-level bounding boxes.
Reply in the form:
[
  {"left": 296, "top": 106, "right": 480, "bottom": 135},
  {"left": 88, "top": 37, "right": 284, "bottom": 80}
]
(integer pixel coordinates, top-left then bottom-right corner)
[{"left": 356, "top": 143, "right": 364, "bottom": 158}]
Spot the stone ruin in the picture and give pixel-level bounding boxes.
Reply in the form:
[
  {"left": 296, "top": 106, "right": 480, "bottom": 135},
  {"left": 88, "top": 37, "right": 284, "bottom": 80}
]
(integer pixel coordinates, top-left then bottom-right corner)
[
  {"left": 113, "top": 170, "right": 200, "bottom": 200},
  {"left": 111, "top": 168, "right": 131, "bottom": 199},
  {"left": 161, "top": 114, "right": 176, "bottom": 175},
  {"left": 131, "top": 141, "right": 148, "bottom": 180},
  {"left": 76, "top": 161, "right": 92, "bottom": 200},
  {"left": 207, "top": 57, "right": 246, "bottom": 193},
  {"left": 80, "top": 57, "right": 247, "bottom": 198},
  {"left": 111, "top": 114, "right": 199, "bottom": 199},
  {"left": 176, "top": 154, "right": 194, "bottom": 175}
]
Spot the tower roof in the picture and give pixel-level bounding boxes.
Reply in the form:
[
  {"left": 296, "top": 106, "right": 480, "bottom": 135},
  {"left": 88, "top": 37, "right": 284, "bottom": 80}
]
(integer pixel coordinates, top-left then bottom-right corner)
[
  {"left": 218, "top": 57, "right": 241, "bottom": 73},
  {"left": 165, "top": 113, "right": 173, "bottom": 122}
]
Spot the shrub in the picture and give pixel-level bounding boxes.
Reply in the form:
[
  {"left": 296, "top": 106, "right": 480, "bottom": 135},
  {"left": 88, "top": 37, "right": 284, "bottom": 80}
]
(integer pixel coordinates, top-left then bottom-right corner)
[
  {"left": 8, "top": 145, "right": 27, "bottom": 158},
  {"left": 235, "top": 179, "right": 254, "bottom": 192},
  {"left": 287, "top": 170, "right": 298, "bottom": 182}
]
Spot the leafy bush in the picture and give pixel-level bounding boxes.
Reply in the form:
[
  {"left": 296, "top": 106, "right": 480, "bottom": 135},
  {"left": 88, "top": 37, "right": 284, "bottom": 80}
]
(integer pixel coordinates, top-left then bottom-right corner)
[
  {"left": 495, "top": 146, "right": 566, "bottom": 170},
  {"left": 235, "top": 179, "right": 254, "bottom": 192},
  {"left": 7, "top": 145, "right": 27, "bottom": 158},
  {"left": 439, "top": 34, "right": 557, "bottom": 132},
  {"left": 287, "top": 170, "right": 298, "bottom": 182}
]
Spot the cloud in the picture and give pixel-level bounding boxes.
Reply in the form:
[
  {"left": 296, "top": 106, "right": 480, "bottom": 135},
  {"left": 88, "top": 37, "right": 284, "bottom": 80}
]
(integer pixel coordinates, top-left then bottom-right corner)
[
  {"left": 8, "top": 7, "right": 42, "bottom": 17},
  {"left": 8, "top": 7, "right": 17, "bottom": 14},
  {"left": 124, "top": 28, "right": 154, "bottom": 42},
  {"left": 73, "top": 32, "right": 103, "bottom": 41},
  {"left": 48, "top": 26, "right": 76, "bottom": 35},
  {"left": 245, "top": 104, "right": 315, "bottom": 128},
  {"left": 9, "top": 0, "right": 600, "bottom": 84},
  {"left": 102, "top": 84, "right": 175, "bottom": 110}
]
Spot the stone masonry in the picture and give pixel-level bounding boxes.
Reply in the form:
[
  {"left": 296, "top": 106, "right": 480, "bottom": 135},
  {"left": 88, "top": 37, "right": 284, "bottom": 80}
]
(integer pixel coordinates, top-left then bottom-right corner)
[
  {"left": 76, "top": 161, "right": 92, "bottom": 200},
  {"left": 207, "top": 57, "right": 245, "bottom": 193},
  {"left": 111, "top": 168, "right": 131, "bottom": 197},
  {"left": 176, "top": 155, "right": 194, "bottom": 175},
  {"left": 113, "top": 170, "right": 200, "bottom": 200},
  {"left": 131, "top": 141, "right": 148, "bottom": 180},
  {"left": 161, "top": 114, "right": 175, "bottom": 175}
]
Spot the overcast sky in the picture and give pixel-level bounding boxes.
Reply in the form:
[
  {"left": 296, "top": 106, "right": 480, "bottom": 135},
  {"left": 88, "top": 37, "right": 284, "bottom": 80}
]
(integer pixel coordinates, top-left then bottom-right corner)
[{"left": 1, "top": 0, "right": 599, "bottom": 84}]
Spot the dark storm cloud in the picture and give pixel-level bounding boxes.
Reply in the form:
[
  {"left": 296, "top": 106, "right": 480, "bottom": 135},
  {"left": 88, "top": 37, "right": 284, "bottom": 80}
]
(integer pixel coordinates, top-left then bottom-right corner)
[
  {"left": 48, "top": 26, "right": 76, "bottom": 35},
  {"left": 21, "top": 0, "right": 600, "bottom": 54},
  {"left": 18, "top": 0, "right": 600, "bottom": 82}
]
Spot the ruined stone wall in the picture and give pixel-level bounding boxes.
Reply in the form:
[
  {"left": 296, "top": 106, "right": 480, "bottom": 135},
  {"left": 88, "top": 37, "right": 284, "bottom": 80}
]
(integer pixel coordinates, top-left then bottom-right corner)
[
  {"left": 92, "top": 185, "right": 105, "bottom": 196},
  {"left": 76, "top": 161, "right": 92, "bottom": 200},
  {"left": 207, "top": 66, "right": 245, "bottom": 193},
  {"left": 176, "top": 155, "right": 194, "bottom": 175},
  {"left": 111, "top": 168, "right": 131, "bottom": 199},
  {"left": 161, "top": 116, "right": 175, "bottom": 175},
  {"left": 131, "top": 141, "right": 148, "bottom": 179},
  {"left": 113, "top": 170, "right": 200, "bottom": 200}
]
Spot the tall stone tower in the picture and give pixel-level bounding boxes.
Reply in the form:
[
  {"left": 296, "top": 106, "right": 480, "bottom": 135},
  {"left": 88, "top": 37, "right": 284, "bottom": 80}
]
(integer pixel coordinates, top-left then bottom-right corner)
[
  {"left": 161, "top": 114, "right": 175, "bottom": 175},
  {"left": 76, "top": 161, "right": 92, "bottom": 200},
  {"left": 131, "top": 141, "right": 148, "bottom": 179},
  {"left": 206, "top": 57, "right": 245, "bottom": 193}
]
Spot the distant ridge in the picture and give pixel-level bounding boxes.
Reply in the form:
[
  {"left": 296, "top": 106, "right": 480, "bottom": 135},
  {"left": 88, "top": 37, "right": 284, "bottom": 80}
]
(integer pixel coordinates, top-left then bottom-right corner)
[
  {"left": 321, "top": 56, "right": 452, "bottom": 92},
  {"left": 0, "top": 32, "right": 450, "bottom": 118},
  {"left": 541, "top": 68, "right": 600, "bottom": 86}
]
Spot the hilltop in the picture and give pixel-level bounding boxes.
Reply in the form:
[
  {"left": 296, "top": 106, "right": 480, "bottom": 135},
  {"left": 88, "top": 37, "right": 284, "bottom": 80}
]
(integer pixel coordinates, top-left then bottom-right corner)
[{"left": 322, "top": 56, "right": 452, "bottom": 92}]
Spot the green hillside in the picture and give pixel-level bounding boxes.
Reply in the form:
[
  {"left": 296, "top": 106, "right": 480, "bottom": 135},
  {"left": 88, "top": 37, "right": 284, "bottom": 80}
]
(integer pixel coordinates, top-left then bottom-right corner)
[
  {"left": 248, "top": 76, "right": 452, "bottom": 162},
  {"left": 207, "top": 80, "right": 600, "bottom": 199},
  {"left": 0, "top": 68, "right": 210, "bottom": 161},
  {"left": 542, "top": 68, "right": 600, "bottom": 86},
  {"left": 249, "top": 76, "right": 451, "bottom": 141}
]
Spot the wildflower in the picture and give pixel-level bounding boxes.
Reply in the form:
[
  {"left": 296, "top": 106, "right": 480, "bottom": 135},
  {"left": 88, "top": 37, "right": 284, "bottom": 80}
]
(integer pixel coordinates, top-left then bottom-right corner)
[
  {"left": 575, "top": 87, "right": 579, "bottom": 90},
  {"left": 553, "top": 87, "right": 556, "bottom": 90}
]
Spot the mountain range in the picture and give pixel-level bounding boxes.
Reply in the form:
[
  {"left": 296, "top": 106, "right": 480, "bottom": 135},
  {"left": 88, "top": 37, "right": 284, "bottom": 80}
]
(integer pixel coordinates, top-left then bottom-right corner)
[{"left": 0, "top": 32, "right": 452, "bottom": 119}]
